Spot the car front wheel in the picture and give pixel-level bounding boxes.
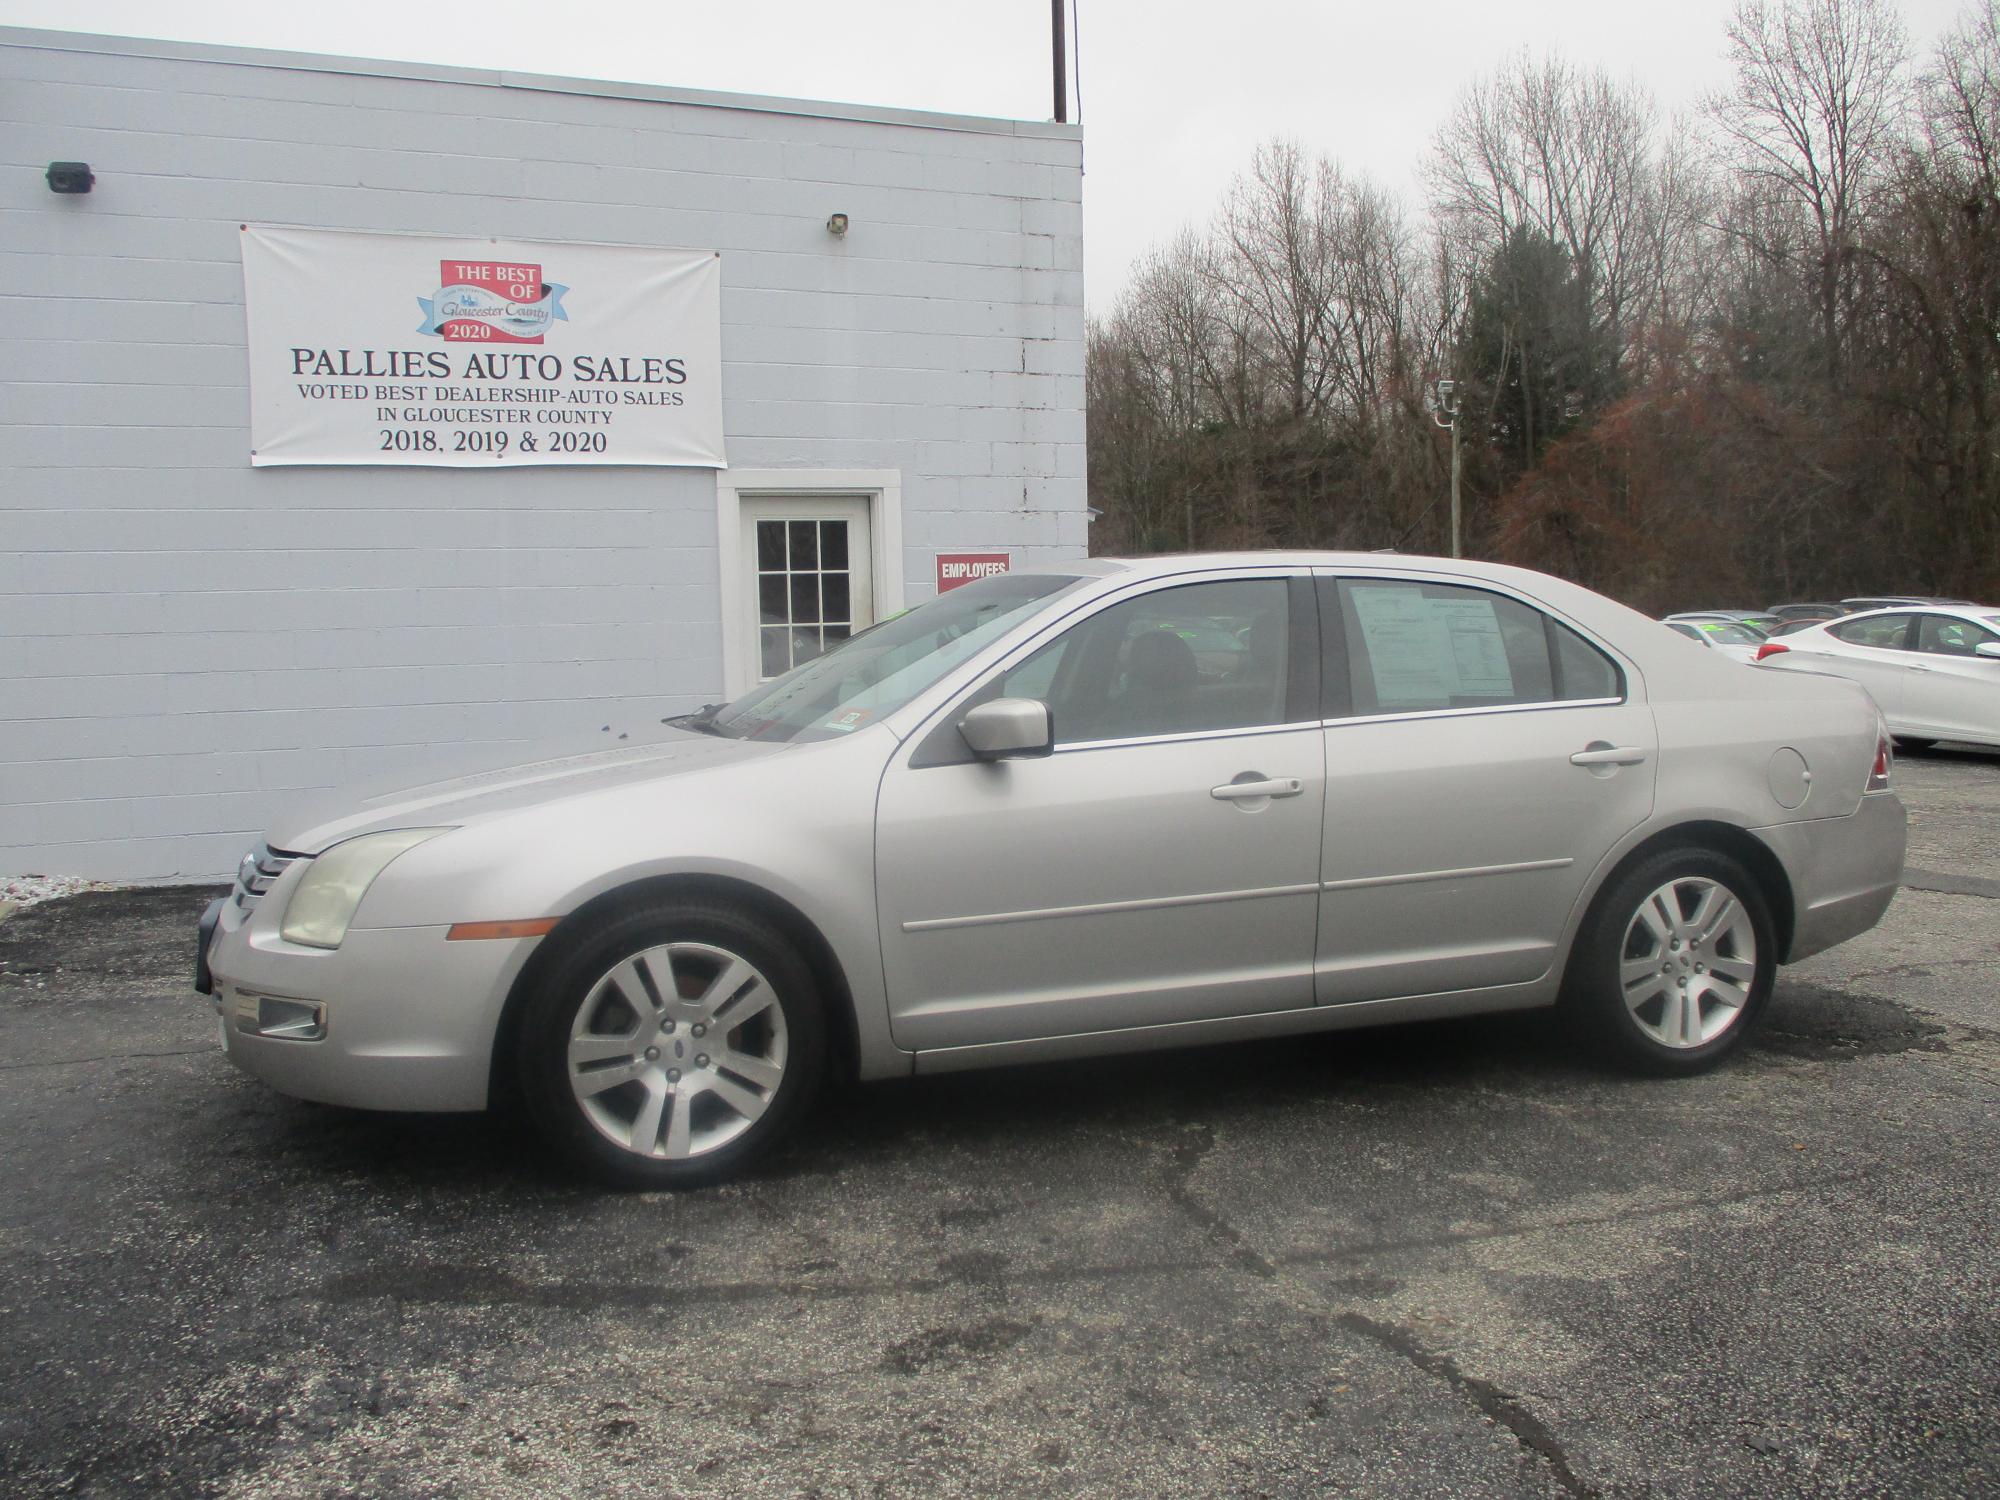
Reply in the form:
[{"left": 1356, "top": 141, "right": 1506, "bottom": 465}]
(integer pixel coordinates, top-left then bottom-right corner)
[
  {"left": 1565, "top": 848, "right": 1777, "bottom": 1075},
  {"left": 518, "top": 902, "right": 825, "bottom": 1187}
]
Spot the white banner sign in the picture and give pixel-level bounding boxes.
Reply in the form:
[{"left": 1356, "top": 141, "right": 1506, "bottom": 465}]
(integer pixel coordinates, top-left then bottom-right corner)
[{"left": 240, "top": 226, "right": 725, "bottom": 467}]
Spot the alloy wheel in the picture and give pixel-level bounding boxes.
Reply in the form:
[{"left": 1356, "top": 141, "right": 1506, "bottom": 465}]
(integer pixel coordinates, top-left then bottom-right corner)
[
  {"left": 1618, "top": 876, "right": 1759, "bottom": 1049},
  {"left": 566, "top": 941, "right": 789, "bottom": 1159}
]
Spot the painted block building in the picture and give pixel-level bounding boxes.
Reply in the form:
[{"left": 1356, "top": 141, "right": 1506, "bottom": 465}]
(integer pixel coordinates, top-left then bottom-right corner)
[{"left": 0, "top": 27, "right": 1086, "bottom": 878}]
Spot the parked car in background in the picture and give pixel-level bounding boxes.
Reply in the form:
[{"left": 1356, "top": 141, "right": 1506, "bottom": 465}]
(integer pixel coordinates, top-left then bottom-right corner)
[
  {"left": 197, "top": 553, "right": 1908, "bottom": 1187},
  {"left": 1757, "top": 605, "right": 2000, "bottom": 750},
  {"left": 1666, "top": 619, "right": 1767, "bottom": 663},
  {"left": 1665, "top": 611, "right": 1783, "bottom": 636},
  {"left": 1767, "top": 602, "right": 1847, "bottom": 625},
  {"left": 1839, "top": 596, "right": 1975, "bottom": 613}
]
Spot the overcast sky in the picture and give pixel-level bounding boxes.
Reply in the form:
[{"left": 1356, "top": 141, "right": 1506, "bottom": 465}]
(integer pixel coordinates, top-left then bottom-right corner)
[{"left": 0, "top": 0, "right": 1975, "bottom": 308}]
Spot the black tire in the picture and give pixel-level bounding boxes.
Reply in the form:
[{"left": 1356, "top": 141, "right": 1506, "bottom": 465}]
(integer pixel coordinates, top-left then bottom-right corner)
[
  {"left": 1562, "top": 846, "right": 1777, "bottom": 1076},
  {"left": 517, "top": 901, "right": 825, "bottom": 1188}
]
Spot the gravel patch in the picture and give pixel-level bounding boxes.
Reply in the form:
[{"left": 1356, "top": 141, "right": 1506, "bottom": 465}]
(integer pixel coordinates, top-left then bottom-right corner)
[{"left": 1, "top": 875, "right": 125, "bottom": 917}]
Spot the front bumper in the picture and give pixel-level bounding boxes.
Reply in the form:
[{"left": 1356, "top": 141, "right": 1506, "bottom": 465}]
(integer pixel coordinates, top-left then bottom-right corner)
[
  {"left": 203, "top": 889, "right": 536, "bottom": 1113},
  {"left": 1753, "top": 791, "right": 1908, "bottom": 964}
]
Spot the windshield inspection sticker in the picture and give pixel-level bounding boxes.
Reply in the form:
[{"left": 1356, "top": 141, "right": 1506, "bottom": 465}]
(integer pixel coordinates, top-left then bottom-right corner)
[{"left": 822, "top": 709, "right": 873, "bottom": 734}]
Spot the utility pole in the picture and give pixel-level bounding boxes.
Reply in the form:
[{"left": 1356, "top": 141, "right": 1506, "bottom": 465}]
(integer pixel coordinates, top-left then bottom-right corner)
[
  {"left": 1432, "top": 378, "right": 1462, "bottom": 558},
  {"left": 1051, "top": 0, "right": 1068, "bottom": 123}
]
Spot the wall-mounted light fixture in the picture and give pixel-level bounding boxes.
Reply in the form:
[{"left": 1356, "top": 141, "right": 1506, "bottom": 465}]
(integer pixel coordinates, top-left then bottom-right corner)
[
  {"left": 46, "top": 162, "right": 95, "bottom": 194},
  {"left": 825, "top": 212, "right": 849, "bottom": 236}
]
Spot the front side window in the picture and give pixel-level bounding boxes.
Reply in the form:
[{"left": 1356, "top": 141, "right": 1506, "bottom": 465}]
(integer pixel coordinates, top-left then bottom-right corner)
[
  {"left": 1830, "top": 614, "right": 1916, "bottom": 649},
  {"left": 993, "top": 578, "right": 1294, "bottom": 744},
  {"left": 1916, "top": 614, "right": 1999, "bottom": 656},
  {"left": 1332, "top": 578, "right": 1619, "bottom": 717},
  {"left": 707, "top": 572, "right": 1082, "bottom": 743}
]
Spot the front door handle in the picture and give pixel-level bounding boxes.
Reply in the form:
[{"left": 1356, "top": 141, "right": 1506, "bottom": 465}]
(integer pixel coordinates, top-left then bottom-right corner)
[
  {"left": 1569, "top": 745, "right": 1649, "bottom": 767},
  {"left": 1211, "top": 777, "right": 1304, "bottom": 801}
]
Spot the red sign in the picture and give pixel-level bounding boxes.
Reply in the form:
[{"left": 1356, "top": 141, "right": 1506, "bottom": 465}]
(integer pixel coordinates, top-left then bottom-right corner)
[
  {"left": 432, "top": 260, "right": 551, "bottom": 344},
  {"left": 935, "top": 552, "right": 1011, "bottom": 591},
  {"left": 440, "top": 259, "right": 544, "bottom": 293}
]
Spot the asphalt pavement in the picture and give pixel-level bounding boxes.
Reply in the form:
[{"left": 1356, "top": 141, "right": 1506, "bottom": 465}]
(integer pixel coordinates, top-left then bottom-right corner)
[{"left": 2, "top": 746, "right": 1996, "bottom": 1499}]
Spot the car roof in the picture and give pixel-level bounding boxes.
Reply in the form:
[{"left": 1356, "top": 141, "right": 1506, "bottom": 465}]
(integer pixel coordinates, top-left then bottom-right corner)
[
  {"left": 1839, "top": 595, "right": 1973, "bottom": 606},
  {"left": 1820, "top": 603, "right": 1999, "bottom": 625}
]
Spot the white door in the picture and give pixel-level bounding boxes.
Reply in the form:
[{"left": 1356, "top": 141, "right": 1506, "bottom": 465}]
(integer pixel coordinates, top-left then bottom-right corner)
[
  {"left": 1908, "top": 612, "right": 2000, "bottom": 742},
  {"left": 1811, "top": 614, "right": 1919, "bottom": 724},
  {"left": 739, "top": 496, "right": 873, "bottom": 684}
]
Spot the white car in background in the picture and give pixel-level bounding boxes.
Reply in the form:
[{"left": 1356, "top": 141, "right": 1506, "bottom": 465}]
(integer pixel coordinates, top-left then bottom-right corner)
[
  {"left": 1665, "top": 619, "right": 1765, "bottom": 664},
  {"left": 1756, "top": 605, "right": 2000, "bottom": 750}
]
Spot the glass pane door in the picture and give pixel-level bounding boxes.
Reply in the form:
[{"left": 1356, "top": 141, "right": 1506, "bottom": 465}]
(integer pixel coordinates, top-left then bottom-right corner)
[{"left": 741, "top": 496, "right": 874, "bottom": 684}]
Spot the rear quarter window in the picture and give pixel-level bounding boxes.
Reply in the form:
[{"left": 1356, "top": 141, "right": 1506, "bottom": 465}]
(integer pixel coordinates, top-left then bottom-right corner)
[{"left": 1829, "top": 615, "right": 1915, "bottom": 649}]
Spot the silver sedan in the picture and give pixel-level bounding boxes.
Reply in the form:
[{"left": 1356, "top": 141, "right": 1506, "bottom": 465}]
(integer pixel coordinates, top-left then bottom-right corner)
[
  {"left": 1756, "top": 604, "right": 2000, "bottom": 750},
  {"left": 198, "top": 553, "right": 1908, "bottom": 1186}
]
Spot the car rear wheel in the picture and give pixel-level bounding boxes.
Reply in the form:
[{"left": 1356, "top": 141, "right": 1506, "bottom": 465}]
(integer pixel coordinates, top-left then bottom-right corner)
[
  {"left": 518, "top": 902, "right": 825, "bottom": 1188},
  {"left": 1564, "top": 847, "right": 1776, "bottom": 1075}
]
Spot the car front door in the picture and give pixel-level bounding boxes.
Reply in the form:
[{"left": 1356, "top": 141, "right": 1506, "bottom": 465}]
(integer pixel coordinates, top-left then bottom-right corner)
[
  {"left": 1313, "top": 573, "right": 1657, "bottom": 1004},
  {"left": 1909, "top": 613, "right": 2000, "bottom": 742},
  {"left": 874, "top": 573, "right": 1326, "bottom": 1051}
]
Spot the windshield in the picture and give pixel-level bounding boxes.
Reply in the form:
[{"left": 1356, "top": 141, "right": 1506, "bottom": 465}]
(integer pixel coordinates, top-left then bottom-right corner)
[{"left": 703, "top": 572, "right": 1085, "bottom": 743}]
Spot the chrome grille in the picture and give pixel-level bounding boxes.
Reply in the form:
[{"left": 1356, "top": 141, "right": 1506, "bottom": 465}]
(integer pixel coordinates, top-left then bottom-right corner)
[{"left": 234, "top": 844, "right": 302, "bottom": 911}]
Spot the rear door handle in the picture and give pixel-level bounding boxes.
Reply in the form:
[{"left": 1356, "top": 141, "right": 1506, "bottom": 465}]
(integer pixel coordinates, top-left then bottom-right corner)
[
  {"left": 1569, "top": 746, "right": 1649, "bottom": 767},
  {"left": 1211, "top": 777, "right": 1304, "bottom": 801}
]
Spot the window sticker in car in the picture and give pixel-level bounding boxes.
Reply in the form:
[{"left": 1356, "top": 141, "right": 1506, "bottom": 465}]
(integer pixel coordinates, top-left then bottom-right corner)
[{"left": 1350, "top": 586, "right": 1515, "bottom": 706}]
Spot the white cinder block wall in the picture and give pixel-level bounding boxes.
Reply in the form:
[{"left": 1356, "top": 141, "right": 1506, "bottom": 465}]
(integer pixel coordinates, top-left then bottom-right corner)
[{"left": 0, "top": 28, "right": 1086, "bottom": 880}]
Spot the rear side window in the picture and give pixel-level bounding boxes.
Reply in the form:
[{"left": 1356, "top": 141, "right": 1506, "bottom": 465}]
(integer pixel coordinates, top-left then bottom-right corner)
[
  {"left": 1554, "top": 620, "right": 1622, "bottom": 697},
  {"left": 1329, "top": 579, "right": 1621, "bottom": 717},
  {"left": 1830, "top": 614, "right": 1915, "bottom": 649}
]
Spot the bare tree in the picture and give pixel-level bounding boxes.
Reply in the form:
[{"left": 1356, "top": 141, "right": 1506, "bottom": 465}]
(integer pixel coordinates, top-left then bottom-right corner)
[
  {"left": 1707, "top": 0, "right": 1910, "bottom": 378},
  {"left": 1427, "top": 53, "right": 1659, "bottom": 355}
]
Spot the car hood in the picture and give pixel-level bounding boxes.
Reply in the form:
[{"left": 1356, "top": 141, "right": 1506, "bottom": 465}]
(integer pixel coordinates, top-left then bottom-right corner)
[{"left": 265, "top": 725, "right": 786, "bottom": 855}]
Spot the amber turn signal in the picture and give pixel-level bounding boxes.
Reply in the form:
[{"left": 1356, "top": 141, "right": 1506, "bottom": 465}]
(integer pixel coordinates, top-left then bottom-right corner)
[{"left": 445, "top": 918, "right": 561, "bottom": 941}]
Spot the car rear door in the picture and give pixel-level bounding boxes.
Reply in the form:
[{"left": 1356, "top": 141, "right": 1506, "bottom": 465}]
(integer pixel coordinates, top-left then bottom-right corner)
[
  {"left": 1313, "top": 572, "right": 1656, "bottom": 1004},
  {"left": 1806, "top": 614, "right": 1918, "bottom": 723},
  {"left": 874, "top": 571, "right": 1326, "bottom": 1050}
]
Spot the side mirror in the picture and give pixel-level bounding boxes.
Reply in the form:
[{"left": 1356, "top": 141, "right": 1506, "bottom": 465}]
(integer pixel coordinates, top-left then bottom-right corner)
[
  {"left": 958, "top": 697, "right": 1053, "bottom": 760},
  {"left": 1976, "top": 641, "right": 2000, "bottom": 660}
]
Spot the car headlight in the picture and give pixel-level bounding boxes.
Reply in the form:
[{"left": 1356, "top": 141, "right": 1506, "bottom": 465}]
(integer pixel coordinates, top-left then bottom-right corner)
[{"left": 280, "top": 828, "right": 451, "bottom": 949}]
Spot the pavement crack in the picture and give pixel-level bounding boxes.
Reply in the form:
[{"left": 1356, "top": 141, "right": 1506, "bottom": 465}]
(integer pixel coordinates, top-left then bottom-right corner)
[
  {"left": 1339, "top": 1312, "right": 1594, "bottom": 1498},
  {"left": 0, "top": 1046, "right": 214, "bottom": 1072},
  {"left": 1161, "top": 1122, "right": 1276, "bottom": 1279},
  {"left": 1901, "top": 867, "right": 2000, "bottom": 900},
  {"left": 1275, "top": 1161, "right": 1998, "bottom": 1268}
]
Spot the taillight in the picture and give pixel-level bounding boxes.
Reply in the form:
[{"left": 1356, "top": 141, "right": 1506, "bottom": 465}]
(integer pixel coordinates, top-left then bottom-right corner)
[
  {"left": 1755, "top": 641, "right": 1790, "bottom": 661},
  {"left": 1866, "top": 730, "right": 1893, "bottom": 792}
]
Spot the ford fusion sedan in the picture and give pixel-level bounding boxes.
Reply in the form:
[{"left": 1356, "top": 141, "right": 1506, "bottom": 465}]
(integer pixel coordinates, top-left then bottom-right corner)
[
  {"left": 1756, "top": 604, "right": 2000, "bottom": 750},
  {"left": 197, "top": 553, "right": 1907, "bottom": 1186}
]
